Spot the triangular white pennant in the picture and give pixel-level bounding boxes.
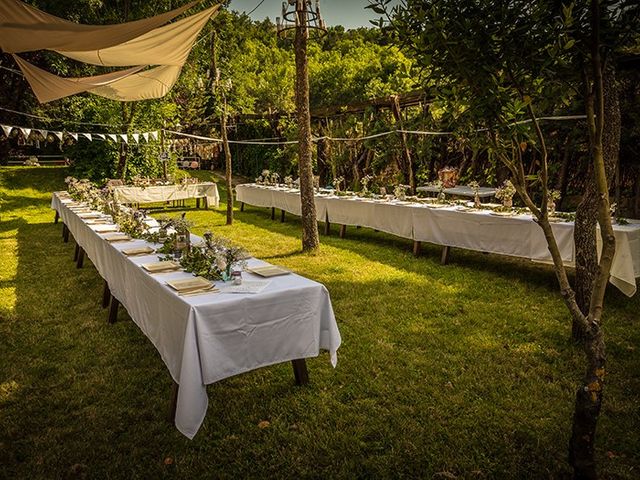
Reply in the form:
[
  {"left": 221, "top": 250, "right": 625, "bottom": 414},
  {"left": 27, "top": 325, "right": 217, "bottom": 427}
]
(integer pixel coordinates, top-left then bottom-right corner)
[
  {"left": 132, "top": 133, "right": 140, "bottom": 144},
  {"left": 107, "top": 134, "right": 118, "bottom": 142},
  {"left": 1, "top": 125, "right": 13, "bottom": 137},
  {"left": 52, "top": 131, "right": 64, "bottom": 142},
  {"left": 142, "top": 132, "right": 149, "bottom": 143},
  {"left": 20, "top": 127, "right": 32, "bottom": 138},
  {"left": 120, "top": 134, "right": 128, "bottom": 144},
  {"left": 68, "top": 132, "right": 79, "bottom": 141},
  {"left": 35, "top": 129, "right": 48, "bottom": 139},
  {"left": 94, "top": 134, "right": 106, "bottom": 141},
  {"left": 80, "top": 133, "right": 92, "bottom": 141},
  {"left": 150, "top": 131, "right": 159, "bottom": 141}
]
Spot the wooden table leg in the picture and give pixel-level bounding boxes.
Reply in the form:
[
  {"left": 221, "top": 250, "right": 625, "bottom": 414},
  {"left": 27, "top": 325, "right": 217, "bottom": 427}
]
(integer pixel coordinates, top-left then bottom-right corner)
[
  {"left": 291, "top": 359, "right": 309, "bottom": 386},
  {"left": 102, "top": 281, "right": 111, "bottom": 309},
  {"left": 240, "top": 202, "right": 245, "bottom": 212},
  {"left": 54, "top": 211, "right": 59, "bottom": 224},
  {"left": 441, "top": 246, "right": 451, "bottom": 265},
  {"left": 280, "top": 209, "right": 286, "bottom": 222},
  {"left": 63, "top": 224, "right": 70, "bottom": 243},
  {"left": 339, "top": 224, "right": 347, "bottom": 239},
  {"left": 196, "top": 198, "right": 201, "bottom": 209},
  {"left": 76, "top": 247, "right": 85, "bottom": 268},
  {"left": 167, "top": 380, "right": 179, "bottom": 423},
  {"left": 108, "top": 295, "right": 120, "bottom": 324},
  {"left": 73, "top": 243, "right": 80, "bottom": 261},
  {"left": 413, "top": 241, "right": 422, "bottom": 257},
  {"left": 271, "top": 207, "right": 276, "bottom": 220}
]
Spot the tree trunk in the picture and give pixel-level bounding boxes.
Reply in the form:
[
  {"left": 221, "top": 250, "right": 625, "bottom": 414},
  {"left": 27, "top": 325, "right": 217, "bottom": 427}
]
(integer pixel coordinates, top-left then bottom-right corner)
[
  {"left": 555, "top": 134, "right": 573, "bottom": 211},
  {"left": 221, "top": 110, "right": 233, "bottom": 225},
  {"left": 569, "top": 3, "right": 617, "bottom": 477},
  {"left": 390, "top": 95, "right": 415, "bottom": 193},
  {"left": 569, "top": 325, "right": 606, "bottom": 480},
  {"left": 294, "top": 0, "right": 320, "bottom": 252},
  {"left": 115, "top": 102, "right": 137, "bottom": 179},
  {"left": 573, "top": 66, "right": 620, "bottom": 338}
]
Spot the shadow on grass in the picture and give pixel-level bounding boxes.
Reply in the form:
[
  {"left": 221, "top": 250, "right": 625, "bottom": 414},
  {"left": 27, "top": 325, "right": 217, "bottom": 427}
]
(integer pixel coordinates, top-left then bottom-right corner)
[
  {"left": 236, "top": 203, "right": 562, "bottom": 294},
  {"left": 2, "top": 220, "right": 583, "bottom": 479},
  {"left": 0, "top": 166, "right": 68, "bottom": 194}
]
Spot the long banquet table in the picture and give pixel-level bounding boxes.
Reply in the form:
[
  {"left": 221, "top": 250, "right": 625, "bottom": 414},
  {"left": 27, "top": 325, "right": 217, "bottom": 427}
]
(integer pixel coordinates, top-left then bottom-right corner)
[
  {"left": 235, "top": 183, "right": 640, "bottom": 297},
  {"left": 51, "top": 192, "right": 341, "bottom": 439},
  {"left": 113, "top": 182, "right": 220, "bottom": 208}
]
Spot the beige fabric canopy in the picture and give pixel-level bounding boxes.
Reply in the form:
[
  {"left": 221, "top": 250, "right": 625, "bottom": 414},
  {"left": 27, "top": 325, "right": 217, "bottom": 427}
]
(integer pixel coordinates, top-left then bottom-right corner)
[
  {"left": 60, "top": 5, "right": 220, "bottom": 66},
  {"left": 14, "top": 55, "right": 183, "bottom": 103},
  {"left": 7, "top": 2, "right": 220, "bottom": 103},
  {"left": 0, "top": 0, "right": 199, "bottom": 53},
  {"left": 12, "top": 55, "right": 147, "bottom": 103}
]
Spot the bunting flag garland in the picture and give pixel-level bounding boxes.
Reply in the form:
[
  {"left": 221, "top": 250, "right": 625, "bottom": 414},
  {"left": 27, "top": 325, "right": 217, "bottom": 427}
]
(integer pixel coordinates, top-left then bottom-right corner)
[{"left": 0, "top": 122, "right": 159, "bottom": 145}]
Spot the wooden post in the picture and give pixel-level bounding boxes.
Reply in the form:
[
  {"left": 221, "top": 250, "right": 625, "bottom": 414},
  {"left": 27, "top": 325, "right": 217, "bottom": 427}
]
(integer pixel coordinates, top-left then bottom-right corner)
[
  {"left": 339, "top": 224, "right": 347, "bottom": 239},
  {"left": 76, "top": 247, "right": 85, "bottom": 268},
  {"left": 108, "top": 296, "right": 120, "bottom": 324},
  {"left": 167, "top": 380, "right": 179, "bottom": 423},
  {"left": 294, "top": 0, "right": 320, "bottom": 252},
  {"left": 413, "top": 241, "right": 422, "bottom": 257},
  {"left": 441, "top": 246, "right": 451, "bottom": 265},
  {"left": 291, "top": 359, "right": 309, "bottom": 385},
  {"left": 102, "top": 281, "right": 111, "bottom": 309},
  {"left": 280, "top": 209, "right": 286, "bottom": 222},
  {"left": 54, "top": 211, "right": 59, "bottom": 224},
  {"left": 391, "top": 95, "right": 416, "bottom": 193}
]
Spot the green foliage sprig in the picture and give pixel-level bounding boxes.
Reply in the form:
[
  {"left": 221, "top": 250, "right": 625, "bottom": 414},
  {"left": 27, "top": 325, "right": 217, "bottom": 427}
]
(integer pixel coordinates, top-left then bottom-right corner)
[{"left": 179, "top": 231, "right": 248, "bottom": 281}]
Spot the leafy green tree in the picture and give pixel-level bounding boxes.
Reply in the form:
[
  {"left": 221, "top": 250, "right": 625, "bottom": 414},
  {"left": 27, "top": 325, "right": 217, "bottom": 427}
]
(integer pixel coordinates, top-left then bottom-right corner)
[{"left": 369, "top": 0, "right": 638, "bottom": 477}]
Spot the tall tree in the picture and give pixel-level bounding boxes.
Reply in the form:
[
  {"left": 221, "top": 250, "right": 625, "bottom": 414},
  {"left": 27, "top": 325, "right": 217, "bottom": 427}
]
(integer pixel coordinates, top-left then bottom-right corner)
[
  {"left": 369, "top": 0, "right": 638, "bottom": 477},
  {"left": 293, "top": 0, "right": 320, "bottom": 252}
]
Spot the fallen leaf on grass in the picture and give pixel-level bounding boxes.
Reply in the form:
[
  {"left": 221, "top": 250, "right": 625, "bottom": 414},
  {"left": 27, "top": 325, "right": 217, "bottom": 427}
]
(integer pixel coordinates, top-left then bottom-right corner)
[
  {"left": 164, "top": 457, "right": 174, "bottom": 465},
  {"left": 258, "top": 420, "right": 270, "bottom": 429}
]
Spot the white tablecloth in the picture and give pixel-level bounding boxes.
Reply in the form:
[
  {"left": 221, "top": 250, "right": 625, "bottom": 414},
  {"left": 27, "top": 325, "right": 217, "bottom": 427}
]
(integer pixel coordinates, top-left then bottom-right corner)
[
  {"left": 113, "top": 183, "right": 220, "bottom": 207},
  {"left": 51, "top": 192, "right": 341, "bottom": 439},
  {"left": 235, "top": 184, "right": 640, "bottom": 297}
]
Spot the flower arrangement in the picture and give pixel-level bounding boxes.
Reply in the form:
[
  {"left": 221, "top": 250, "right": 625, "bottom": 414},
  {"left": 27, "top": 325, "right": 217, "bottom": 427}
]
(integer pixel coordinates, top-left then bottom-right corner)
[
  {"left": 495, "top": 180, "right": 517, "bottom": 208},
  {"left": 547, "top": 189, "right": 561, "bottom": 215},
  {"left": 284, "top": 176, "right": 294, "bottom": 188},
  {"left": 23, "top": 156, "right": 40, "bottom": 167},
  {"left": 116, "top": 208, "right": 150, "bottom": 239},
  {"left": 469, "top": 180, "right": 481, "bottom": 208},
  {"left": 430, "top": 180, "right": 446, "bottom": 203},
  {"left": 393, "top": 184, "right": 409, "bottom": 201},
  {"left": 360, "top": 174, "right": 373, "bottom": 195},
  {"left": 255, "top": 169, "right": 271, "bottom": 185},
  {"left": 178, "top": 231, "right": 248, "bottom": 281},
  {"left": 145, "top": 214, "right": 193, "bottom": 256},
  {"left": 333, "top": 176, "right": 344, "bottom": 192},
  {"left": 270, "top": 172, "right": 280, "bottom": 185}
]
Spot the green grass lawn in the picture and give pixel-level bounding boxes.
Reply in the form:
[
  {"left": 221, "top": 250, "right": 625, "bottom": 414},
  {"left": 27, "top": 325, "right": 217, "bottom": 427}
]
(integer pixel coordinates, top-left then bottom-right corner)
[{"left": 1, "top": 166, "right": 638, "bottom": 479}]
